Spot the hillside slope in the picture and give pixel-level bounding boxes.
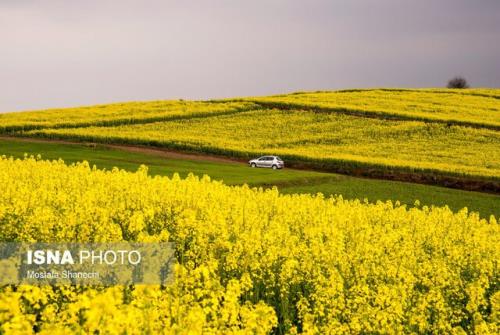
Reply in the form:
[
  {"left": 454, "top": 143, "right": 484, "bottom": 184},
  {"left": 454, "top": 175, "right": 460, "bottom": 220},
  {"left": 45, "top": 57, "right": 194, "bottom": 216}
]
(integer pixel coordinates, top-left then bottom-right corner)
[{"left": 2, "top": 89, "right": 499, "bottom": 191}]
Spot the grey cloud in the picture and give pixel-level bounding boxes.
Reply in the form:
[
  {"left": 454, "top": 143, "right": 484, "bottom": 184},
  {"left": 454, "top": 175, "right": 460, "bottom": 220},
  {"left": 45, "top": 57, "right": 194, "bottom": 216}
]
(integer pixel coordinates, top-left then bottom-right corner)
[{"left": 1, "top": 0, "right": 499, "bottom": 112}]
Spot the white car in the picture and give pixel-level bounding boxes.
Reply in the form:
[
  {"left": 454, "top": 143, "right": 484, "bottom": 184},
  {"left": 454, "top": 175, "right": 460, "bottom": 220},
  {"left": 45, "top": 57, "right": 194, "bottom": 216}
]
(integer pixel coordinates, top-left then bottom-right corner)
[{"left": 249, "top": 156, "right": 284, "bottom": 169}]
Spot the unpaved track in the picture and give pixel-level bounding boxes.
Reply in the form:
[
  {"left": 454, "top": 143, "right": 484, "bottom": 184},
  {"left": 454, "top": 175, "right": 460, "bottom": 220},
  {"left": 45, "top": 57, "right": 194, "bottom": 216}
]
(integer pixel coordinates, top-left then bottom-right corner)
[{"left": 0, "top": 136, "right": 246, "bottom": 164}]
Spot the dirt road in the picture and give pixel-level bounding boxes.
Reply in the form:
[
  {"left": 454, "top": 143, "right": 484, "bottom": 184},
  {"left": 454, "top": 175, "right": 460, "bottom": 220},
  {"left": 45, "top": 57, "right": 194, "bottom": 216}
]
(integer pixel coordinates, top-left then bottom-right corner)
[{"left": 0, "top": 136, "right": 246, "bottom": 164}]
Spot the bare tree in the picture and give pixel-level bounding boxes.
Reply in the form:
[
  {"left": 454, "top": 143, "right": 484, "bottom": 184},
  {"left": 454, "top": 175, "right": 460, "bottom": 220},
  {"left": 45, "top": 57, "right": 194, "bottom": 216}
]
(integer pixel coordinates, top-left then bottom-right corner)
[{"left": 447, "top": 76, "right": 469, "bottom": 89}]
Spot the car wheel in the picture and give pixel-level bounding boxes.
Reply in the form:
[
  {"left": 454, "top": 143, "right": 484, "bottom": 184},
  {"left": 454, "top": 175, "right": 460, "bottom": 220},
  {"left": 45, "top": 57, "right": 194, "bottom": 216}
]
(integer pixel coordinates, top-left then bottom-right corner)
[
  {"left": 251, "top": 163, "right": 256, "bottom": 168},
  {"left": 272, "top": 165, "right": 277, "bottom": 170}
]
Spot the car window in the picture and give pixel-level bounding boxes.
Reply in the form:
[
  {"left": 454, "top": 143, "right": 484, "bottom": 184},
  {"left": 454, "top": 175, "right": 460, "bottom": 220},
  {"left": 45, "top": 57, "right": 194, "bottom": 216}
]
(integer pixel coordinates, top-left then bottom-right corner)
[
  {"left": 258, "top": 157, "right": 266, "bottom": 161},
  {"left": 275, "top": 156, "right": 282, "bottom": 161}
]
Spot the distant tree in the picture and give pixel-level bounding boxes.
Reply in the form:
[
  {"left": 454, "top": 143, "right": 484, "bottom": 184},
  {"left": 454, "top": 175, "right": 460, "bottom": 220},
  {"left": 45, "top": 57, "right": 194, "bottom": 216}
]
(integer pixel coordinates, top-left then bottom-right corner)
[{"left": 447, "top": 76, "right": 469, "bottom": 89}]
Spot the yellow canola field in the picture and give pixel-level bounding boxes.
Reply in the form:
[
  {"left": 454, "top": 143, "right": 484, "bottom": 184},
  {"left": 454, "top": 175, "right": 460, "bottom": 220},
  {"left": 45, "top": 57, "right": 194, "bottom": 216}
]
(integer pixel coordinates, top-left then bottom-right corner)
[
  {"left": 243, "top": 89, "right": 500, "bottom": 129},
  {"left": 0, "top": 100, "right": 257, "bottom": 132},
  {"left": 28, "top": 109, "right": 500, "bottom": 180},
  {"left": 0, "top": 157, "right": 498, "bottom": 334},
  {"left": 2, "top": 89, "right": 498, "bottom": 133}
]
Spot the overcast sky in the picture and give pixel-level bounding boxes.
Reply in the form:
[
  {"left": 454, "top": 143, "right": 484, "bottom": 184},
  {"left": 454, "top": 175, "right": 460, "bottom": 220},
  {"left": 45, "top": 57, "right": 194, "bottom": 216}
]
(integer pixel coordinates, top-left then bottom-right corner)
[{"left": 1, "top": 0, "right": 499, "bottom": 112}]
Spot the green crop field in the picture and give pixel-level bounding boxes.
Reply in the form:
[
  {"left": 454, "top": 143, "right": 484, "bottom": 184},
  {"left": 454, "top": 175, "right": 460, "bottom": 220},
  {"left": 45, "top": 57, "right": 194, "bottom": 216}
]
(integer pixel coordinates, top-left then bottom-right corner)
[{"left": 0, "top": 138, "right": 498, "bottom": 218}]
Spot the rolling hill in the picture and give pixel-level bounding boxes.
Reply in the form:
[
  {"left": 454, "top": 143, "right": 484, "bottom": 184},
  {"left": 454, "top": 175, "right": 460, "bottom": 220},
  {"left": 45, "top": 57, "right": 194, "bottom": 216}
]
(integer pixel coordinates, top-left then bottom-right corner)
[{"left": 3, "top": 89, "right": 499, "bottom": 192}]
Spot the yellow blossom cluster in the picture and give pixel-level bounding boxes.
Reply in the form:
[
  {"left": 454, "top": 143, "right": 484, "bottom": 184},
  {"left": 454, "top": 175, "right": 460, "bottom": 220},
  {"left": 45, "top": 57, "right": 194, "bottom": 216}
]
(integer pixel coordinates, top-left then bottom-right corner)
[{"left": 0, "top": 156, "right": 498, "bottom": 334}]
